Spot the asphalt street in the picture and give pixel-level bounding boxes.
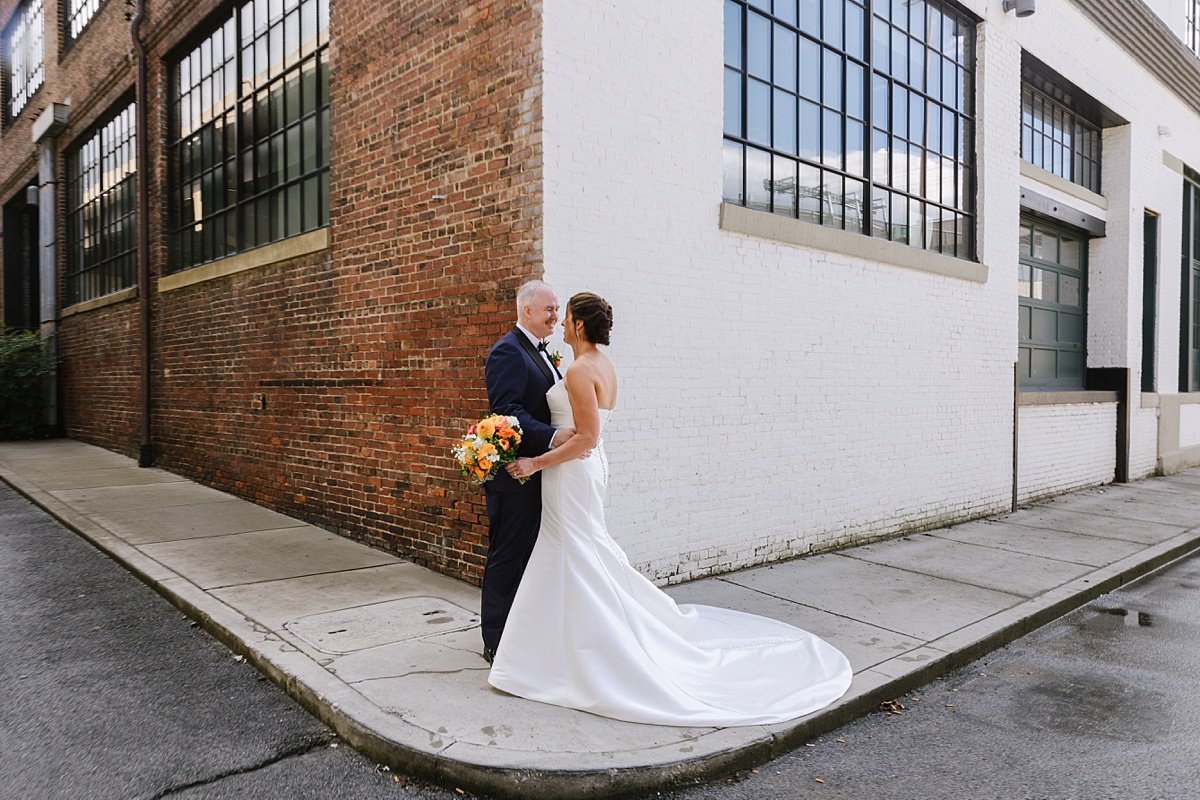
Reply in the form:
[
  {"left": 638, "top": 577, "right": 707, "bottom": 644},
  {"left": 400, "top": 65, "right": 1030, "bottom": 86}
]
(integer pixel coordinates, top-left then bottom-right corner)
[{"left": 0, "top": 482, "right": 452, "bottom": 800}]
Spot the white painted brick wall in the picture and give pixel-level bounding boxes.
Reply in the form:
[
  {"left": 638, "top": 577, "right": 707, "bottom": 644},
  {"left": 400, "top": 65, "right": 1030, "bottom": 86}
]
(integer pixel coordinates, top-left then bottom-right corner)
[
  {"left": 1130, "top": 407, "right": 1160, "bottom": 479},
  {"left": 539, "top": 0, "right": 1199, "bottom": 583},
  {"left": 1018, "top": 404, "right": 1117, "bottom": 501},
  {"left": 1181, "top": 405, "right": 1200, "bottom": 448}
]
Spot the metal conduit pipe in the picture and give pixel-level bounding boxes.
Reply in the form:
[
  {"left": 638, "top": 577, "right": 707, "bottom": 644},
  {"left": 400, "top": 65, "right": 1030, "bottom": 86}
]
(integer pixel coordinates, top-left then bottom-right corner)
[{"left": 131, "top": 0, "right": 153, "bottom": 467}]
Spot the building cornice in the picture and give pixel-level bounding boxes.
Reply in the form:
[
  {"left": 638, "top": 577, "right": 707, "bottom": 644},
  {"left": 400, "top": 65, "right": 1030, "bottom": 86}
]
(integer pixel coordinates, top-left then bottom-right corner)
[{"left": 1069, "top": 0, "right": 1200, "bottom": 116}]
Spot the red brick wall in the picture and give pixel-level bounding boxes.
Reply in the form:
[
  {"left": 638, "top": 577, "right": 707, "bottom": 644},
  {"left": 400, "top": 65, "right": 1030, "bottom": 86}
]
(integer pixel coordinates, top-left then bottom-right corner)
[
  {"left": 311, "top": 0, "right": 544, "bottom": 579},
  {"left": 58, "top": 301, "right": 141, "bottom": 453},
  {"left": 1, "top": 0, "right": 542, "bottom": 584}
]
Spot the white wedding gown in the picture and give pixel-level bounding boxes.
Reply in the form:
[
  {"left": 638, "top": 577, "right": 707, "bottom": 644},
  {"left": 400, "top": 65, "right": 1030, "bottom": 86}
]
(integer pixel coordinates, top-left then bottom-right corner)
[{"left": 487, "top": 380, "right": 853, "bottom": 726}]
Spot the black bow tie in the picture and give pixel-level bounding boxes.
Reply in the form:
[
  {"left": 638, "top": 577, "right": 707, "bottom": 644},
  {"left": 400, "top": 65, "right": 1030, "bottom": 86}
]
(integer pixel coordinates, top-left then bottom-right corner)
[{"left": 536, "top": 341, "right": 548, "bottom": 352}]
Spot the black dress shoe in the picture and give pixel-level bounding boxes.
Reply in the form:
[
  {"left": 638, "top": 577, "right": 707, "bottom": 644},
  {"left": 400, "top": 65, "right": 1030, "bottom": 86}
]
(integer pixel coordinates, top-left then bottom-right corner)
[{"left": 482, "top": 647, "right": 496, "bottom": 664}]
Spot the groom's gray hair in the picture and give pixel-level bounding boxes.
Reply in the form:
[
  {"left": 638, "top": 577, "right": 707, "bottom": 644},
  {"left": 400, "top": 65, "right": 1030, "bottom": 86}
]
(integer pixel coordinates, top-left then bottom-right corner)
[{"left": 516, "top": 279, "right": 552, "bottom": 317}]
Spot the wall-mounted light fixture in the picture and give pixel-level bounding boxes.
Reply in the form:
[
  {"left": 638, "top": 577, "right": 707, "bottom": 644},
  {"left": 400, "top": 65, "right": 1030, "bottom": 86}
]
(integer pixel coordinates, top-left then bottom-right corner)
[{"left": 1003, "top": 0, "right": 1036, "bottom": 17}]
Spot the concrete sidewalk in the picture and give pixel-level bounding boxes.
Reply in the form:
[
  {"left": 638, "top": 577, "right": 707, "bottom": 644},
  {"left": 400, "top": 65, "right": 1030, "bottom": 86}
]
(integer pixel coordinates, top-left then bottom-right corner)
[{"left": 3, "top": 438, "right": 1200, "bottom": 799}]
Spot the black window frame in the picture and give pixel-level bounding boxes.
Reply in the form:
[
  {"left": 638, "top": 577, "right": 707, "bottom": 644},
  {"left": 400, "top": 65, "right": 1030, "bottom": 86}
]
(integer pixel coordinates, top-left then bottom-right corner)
[
  {"left": 1189, "top": 0, "right": 1200, "bottom": 59},
  {"left": 1018, "top": 216, "right": 1088, "bottom": 389},
  {"left": 62, "top": 0, "right": 102, "bottom": 47},
  {"left": 1182, "top": 175, "right": 1200, "bottom": 392},
  {"left": 166, "top": 0, "right": 329, "bottom": 274},
  {"left": 1020, "top": 80, "right": 1101, "bottom": 194},
  {"left": 65, "top": 99, "right": 137, "bottom": 306},
  {"left": 722, "top": 0, "right": 978, "bottom": 261},
  {"left": 3, "top": 0, "right": 45, "bottom": 123}
]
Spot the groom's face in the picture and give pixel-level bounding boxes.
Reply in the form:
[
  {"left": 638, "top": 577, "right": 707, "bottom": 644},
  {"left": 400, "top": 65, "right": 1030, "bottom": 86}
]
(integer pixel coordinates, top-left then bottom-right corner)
[{"left": 522, "top": 288, "right": 559, "bottom": 340}]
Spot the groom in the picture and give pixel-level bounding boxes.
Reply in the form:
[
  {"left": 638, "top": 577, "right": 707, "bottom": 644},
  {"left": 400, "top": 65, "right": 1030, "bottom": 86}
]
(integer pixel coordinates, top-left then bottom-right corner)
[{"left": 481, "top": 279, "right": 573, "bottom": 663}]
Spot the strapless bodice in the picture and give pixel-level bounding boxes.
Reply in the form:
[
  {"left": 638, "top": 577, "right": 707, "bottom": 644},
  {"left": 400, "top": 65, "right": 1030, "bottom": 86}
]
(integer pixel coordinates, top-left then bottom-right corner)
[{"left": 547, "top": 378, "right": 613, "bottom": 431}]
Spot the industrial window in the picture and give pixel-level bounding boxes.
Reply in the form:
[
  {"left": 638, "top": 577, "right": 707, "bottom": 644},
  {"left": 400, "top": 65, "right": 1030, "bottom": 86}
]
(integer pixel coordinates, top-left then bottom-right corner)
[
  {"left": 1182, "top": 177, "right": 1200, "bottom": 391},
  {"left": 1018, "top": 217, "right": 1087, "bottom": 388},
  {"left": 64, "top": 0, "right": 102, "bottom": 41},
  {"left": 1020, "top": 81, "right": 1101, "bottom": 194},
  {"left": 1189, "top": 1, "right": 1200, "bottom": 58},
  {"left": 65, "top": 102, "right": 137, "bottom": 305},
  {"left": 167, "top": 0, "right": 329, "bottom": 272},
  {"left": 4, "top": 0, "right": 44, "bottom": 121},
  {"left": 722, "top": 0, "right": 977, "bottom": 259}
]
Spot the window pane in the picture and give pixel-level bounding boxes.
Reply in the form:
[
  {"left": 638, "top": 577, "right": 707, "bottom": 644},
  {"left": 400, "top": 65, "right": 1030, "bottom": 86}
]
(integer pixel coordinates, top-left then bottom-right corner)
[
  {"left": 777, "top": 0, "right": 797, "bottom": 26},
  {"left": 800, "top": 38, "right": 821, "bottom": 100},
  {"left": 1060, "top": 274, "right": 1081, "bottom": 306},
  {"left": 1032, "top": 229, "right": 1054, "bottom": 261},
  {"left": 844, "top": 178, "right": 865, "bottom": 231},
  {"left": 1031, "top": 349, "right": 1056, "bottom": 379},
  {"left": 800, "top": 0, "right": 820, "bottom": 35},
  {"left": 747, "top": 79, "right": 771, "bottom": 144},
  {"left": 1060, "top": 237, "right": 1082, "bottom": 269},
  {"left": 773, "top": 90, "right": 798, "bottom": 154},
  {"left": 724, "top": 68, "right": 742, "bottom": 136},
  {"left": 746, "top": 146, "right": 772, "bottom": 211},
  {"left": 847, "top": 61, "right": 864, "bottom": 120},
  {"left": 822, "top": 108, "right": 842, "bottom": 167},
  {"left": 800, "top": 100, "right": 821, "bottom": 159},
  {"left": 722, "top": 140, "right": 744, "bottom": 205},
  {"left": 846, "top": 1, "right": 864, "bottom": 60},
  {"left": 823, "top": 49, "right": 843, "bottom": 111},
  {"left": 799, "top": 162, "right": 822, "bottom": 223},
  {"left": 1059, "top": 312, "right": 1083, "bottom": 344},
  {"left": 772, "top": 155, "right": 798, "bottom": 216},
  {"left": 823, "top": 171, "right": 844, "bottom": 229},
  {"left": 823, "top": 0, "right": 843, "bottom": 49},
  {"left": 846, "top": 121, "right": 865, "bottom": 176},
  {"left": 748, "top": 12, "right": 771, "bottom": 79},
  {"left": 774, "top": 25, "right": 798, "bottom": 92}
]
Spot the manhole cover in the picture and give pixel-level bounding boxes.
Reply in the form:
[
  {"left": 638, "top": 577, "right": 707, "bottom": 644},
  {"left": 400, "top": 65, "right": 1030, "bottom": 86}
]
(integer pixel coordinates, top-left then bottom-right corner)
[{"left": 283, "top": 596, "right": 479, "bottom": 654}]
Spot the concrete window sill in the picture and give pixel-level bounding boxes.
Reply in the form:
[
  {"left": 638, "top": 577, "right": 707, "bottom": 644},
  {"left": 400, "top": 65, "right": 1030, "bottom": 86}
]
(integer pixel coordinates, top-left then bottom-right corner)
[
  {"left": 157, "top": 228, "right": 329, "bottom": 293},
  {"left": 1018, "top": 390, "right": 1120, "bottom": 406},
  {"left": 718, "top": 202, "right": 988, "bottom": 284},
  {"left": 59, "top": 286, "right": 138, "bottom": 318}
]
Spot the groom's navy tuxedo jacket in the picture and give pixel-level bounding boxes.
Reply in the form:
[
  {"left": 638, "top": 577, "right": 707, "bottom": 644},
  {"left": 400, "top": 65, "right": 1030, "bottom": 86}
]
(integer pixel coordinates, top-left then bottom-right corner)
[{"left": 484, "top": 327, "right": 557, "bottom": 494}]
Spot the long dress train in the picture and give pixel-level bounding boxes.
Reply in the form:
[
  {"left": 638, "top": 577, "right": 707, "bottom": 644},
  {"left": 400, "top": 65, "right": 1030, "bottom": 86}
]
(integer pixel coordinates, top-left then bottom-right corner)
[{"left": 487, "top": 380, "right": 852, "bottom": 726}]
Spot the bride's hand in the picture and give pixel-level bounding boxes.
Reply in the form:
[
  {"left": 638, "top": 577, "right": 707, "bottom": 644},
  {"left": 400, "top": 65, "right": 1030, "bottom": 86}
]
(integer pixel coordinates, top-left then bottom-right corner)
[{"left": 507, "top": 457, "right": 538, "bottom": 480}]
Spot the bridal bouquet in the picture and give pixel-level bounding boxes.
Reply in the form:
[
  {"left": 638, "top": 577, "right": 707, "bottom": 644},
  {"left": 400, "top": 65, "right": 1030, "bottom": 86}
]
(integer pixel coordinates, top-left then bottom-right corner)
[{"left": 453, "top": 414, "right": 523, "bottom": 484}]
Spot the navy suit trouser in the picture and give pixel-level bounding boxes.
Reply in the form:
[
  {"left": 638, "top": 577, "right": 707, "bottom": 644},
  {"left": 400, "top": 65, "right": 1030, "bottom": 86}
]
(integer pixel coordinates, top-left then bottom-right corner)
[{"left": 481, "top": 488, "right": 541, "bottom": 651}]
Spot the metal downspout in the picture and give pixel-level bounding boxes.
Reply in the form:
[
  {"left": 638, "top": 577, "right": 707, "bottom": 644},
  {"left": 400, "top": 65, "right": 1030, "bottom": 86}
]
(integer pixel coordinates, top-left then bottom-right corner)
[{"left": 131, "top": 0, "right": 153, "bottom": 467}]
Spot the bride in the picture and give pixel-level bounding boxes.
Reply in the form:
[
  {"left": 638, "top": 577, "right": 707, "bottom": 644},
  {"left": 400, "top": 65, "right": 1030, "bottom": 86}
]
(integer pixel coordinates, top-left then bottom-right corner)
[{"left": 491, "top": 292, "right": 852, "bottom": 726}]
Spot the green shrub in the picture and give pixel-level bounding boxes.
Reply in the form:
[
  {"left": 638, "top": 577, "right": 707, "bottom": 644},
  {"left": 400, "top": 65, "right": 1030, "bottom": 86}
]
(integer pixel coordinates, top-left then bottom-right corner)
[{"left": 0, "top": 330, "right": 56, "bottom": 440}]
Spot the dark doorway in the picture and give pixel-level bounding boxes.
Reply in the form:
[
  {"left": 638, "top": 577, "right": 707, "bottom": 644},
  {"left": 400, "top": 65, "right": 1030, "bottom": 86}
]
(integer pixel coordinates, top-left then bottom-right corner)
[{"left": 3, "top": 185, "right": 40, "bottom": 331}]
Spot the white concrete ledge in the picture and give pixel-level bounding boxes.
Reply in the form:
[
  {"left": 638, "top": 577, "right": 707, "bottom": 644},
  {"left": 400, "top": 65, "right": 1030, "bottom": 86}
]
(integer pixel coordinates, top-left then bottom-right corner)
[
  {"left": 719, "top": 203, "right": 987, "bottom": 284},
  {"left": 1019, "top": 161, "right": 1107, "bottom": 212},
  {"left": 1019, "top": 390, "right": 1119, "bottom": 406},
  {"left": 158, "top": 228, "right": 329, "bottom": 293}
]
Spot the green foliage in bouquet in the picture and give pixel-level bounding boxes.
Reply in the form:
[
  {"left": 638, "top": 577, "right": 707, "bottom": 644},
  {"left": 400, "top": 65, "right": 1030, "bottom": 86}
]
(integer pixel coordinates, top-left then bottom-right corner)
[{"left": 0, "top": 330, "right": 56, "bottom": 440}]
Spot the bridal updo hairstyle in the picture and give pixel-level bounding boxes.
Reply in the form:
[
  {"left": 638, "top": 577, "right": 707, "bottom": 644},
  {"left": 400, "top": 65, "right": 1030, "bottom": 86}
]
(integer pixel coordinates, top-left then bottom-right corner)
[{"left": 567, "top": 293, "right": 613, "bottom": 346}]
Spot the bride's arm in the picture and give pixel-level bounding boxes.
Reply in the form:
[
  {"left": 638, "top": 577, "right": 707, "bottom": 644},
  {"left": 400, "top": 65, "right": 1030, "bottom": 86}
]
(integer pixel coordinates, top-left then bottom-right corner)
[{"left": 507, "top": 366, "right": 598, "bottom": 477}]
